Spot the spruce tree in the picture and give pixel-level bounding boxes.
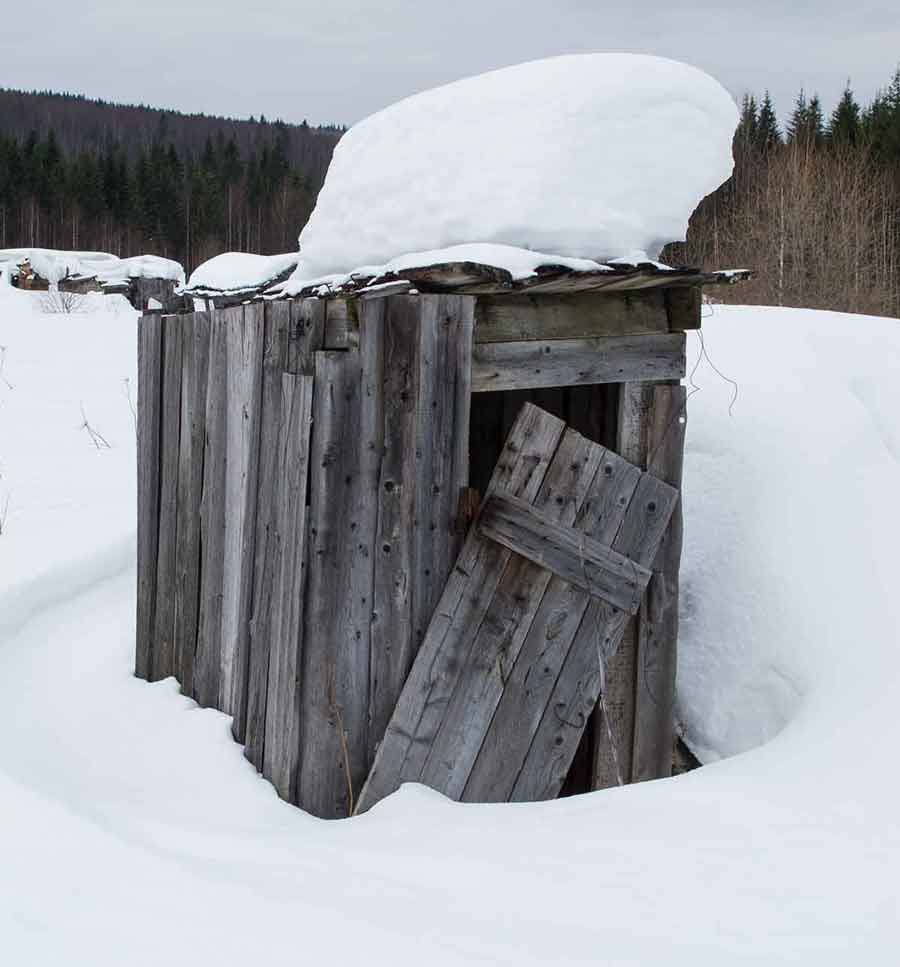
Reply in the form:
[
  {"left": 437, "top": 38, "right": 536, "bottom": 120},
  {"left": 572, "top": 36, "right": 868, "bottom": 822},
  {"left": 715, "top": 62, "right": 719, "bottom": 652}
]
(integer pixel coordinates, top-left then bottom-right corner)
[
  {"left": 828, "top": 83, "right": 861, "bottom": 146},
  {"left": 756, "top": 92, "right": 781, "bottom": 152}
]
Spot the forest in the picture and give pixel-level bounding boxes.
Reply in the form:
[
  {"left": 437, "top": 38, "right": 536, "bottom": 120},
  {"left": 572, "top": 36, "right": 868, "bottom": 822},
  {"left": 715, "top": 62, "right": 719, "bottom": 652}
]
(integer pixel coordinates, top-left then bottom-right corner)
[
  {"left": 2, "top": 74, "right": 900, "bottom": 315},
  {"left": 0, "top": 89, "right": 342, "bottom": 271}
]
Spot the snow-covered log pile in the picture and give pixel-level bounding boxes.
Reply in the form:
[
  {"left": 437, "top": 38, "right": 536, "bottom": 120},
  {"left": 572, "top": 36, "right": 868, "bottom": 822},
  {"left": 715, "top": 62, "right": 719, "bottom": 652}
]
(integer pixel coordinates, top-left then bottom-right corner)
[
  {"left": 180, "top": 252, "right": 300, "bottom": 303},
  {"left": 0, "top": 248, "right": 185, "bottom": 290}
]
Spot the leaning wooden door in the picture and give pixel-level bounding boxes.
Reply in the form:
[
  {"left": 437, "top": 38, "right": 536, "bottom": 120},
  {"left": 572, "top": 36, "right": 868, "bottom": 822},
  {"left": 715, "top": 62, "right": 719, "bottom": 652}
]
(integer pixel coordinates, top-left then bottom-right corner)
[{"left": 357, "top": 402, "right": 679, "bottom": 812}]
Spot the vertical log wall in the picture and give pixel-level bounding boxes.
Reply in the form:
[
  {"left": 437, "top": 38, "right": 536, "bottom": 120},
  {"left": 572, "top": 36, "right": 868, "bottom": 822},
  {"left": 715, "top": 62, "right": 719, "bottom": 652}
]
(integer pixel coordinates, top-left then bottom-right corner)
[{"left": 136, "top": 294, "right": 474, "bottom": 818}]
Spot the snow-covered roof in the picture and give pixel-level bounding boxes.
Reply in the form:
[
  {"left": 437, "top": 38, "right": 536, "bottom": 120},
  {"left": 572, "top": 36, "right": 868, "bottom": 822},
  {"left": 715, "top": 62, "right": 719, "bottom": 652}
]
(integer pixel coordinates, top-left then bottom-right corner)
[
  {"left": 0, "top": 248, "right": 185, "bottom": 286},
  {"left": 181, "top": 252, "right": 300, "bottom": 299},
  {"left": 294, "top": 54, "right": 738, "bottom": 279}
]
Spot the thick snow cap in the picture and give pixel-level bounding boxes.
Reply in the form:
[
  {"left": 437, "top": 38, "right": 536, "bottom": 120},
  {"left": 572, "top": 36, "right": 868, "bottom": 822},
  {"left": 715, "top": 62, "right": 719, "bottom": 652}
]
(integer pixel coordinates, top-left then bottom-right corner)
[{"left": 297, "top": 53, "right": 738, "bottom": 276}]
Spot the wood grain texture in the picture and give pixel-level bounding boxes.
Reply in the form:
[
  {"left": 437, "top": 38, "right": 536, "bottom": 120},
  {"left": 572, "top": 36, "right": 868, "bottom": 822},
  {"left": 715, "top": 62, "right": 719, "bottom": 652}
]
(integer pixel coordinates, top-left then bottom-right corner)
[
  {"left": 478, "top": 491, "right": 652, "bottom": 614},
  {"left": 135, "top": 314, "right": 163, "bottom": 680},
  {"left": 631, "top": 383, "right": 686, "bottom": 782},
  {"left": 665, "top": 286, "right": 702, "bottom": 331},
  {"left": 298, "top": 337, "right": 382, "bottom": 818},
  {"left": 323, "top": 297, "right": 357, "bottom": 349},
  {"left": 474, "top": 290, "right": 669, "bottom": 344},
  {"left": 510, "top": 469, "right": 678, "bottom": 802},
  {"left": 193, "top": 314, "right": 228, "bottom": 709},
  {"left": 462, "top": 447, "right": 641, "bottom": 803},
  {"left": 150, "top": 315, "right": 183, "bottom": 681},
  {"left": 356, "top": 403, "right": 566, "bottom": 813},
  {"left": 472, "top": 332, "right": 686, "bottom": 392},
  {"left": 416, "top": 429, "right": 603, "bottom": 801},
  {"left": 174, "top": 313, "right": 211, "bottom": 696},
  {"left": 262, "top": 372, "right": 314, "bottom": 800},
  {"left": 591, "top": 381, "right": 655, "bottom": 788},
  {"left": 242, "top": 302, "right": 291, "bottom": 765}
]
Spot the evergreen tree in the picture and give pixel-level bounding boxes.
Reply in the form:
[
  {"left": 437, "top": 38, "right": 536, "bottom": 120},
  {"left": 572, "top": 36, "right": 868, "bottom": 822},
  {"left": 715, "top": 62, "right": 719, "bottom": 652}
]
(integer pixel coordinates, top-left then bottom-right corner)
[
  {"left": 755, "top": 92, "right": 781, "bottom": 152},
  {"left": 828, "top": 84, "right": 861, "bottom": 146}
]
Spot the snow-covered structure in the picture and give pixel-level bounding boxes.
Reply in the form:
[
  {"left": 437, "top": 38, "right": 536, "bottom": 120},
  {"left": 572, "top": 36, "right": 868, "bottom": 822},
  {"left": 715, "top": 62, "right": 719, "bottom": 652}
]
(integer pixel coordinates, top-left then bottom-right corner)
[
  {"left": 180, "top": 252, "right": 300, "bottom": 307},
  {"left": 135, "top": 54, "right": 746, "bottom": 820},
  {"left": 0, "top": 249, "right": 185, "bottom": 310}
]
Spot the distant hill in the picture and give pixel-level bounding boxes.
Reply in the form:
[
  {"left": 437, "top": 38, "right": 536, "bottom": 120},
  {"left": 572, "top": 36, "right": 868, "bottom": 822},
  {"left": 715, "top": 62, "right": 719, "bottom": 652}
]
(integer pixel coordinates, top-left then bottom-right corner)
[{"left": 0, "top": 88, "right": 344, "bottom": 270}]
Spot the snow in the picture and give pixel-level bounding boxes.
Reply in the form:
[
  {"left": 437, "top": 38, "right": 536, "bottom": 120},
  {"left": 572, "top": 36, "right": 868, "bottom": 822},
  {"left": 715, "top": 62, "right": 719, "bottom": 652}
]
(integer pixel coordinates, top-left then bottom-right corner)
[
  {"left": 295, "top": 54, "right": 738, "bottom": 277},
  {"left": 185, "top": 251, "right": 300, "bottom": 294},
  {"left": 0, "top": 248, "right": 185, "bottom": 285},
  {"left": 278, "top": 242, "right": 608, "bottom": 296},
  {"left": 1, "top": 287, "right": 898, "bottom": 963}
]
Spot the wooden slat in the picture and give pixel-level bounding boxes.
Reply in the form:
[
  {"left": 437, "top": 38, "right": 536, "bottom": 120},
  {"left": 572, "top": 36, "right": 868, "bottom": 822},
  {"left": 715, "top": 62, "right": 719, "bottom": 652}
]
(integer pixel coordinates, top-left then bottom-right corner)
[
  {"left": 356, "top": 403, "right": 566, "bottom": 814},
  {"left": 474, "top": 290, "right": 669, "bottom": 344},
  {"left": 463, "top": 448, "right": 641, "bottom": 803},
  {"left": 193, "top": 314, "right": 228, "bottom": 709},
  {"left": 173, "top": 312, "right": 211, "bottom": 696},
  {"left": 262, "top": 372, "right": 314, "bottom": 800},
  {"left": 298, "top": 333, "right": 383, "bottom": 818},
  {"left": 631, "top": 384, "right": 686, "bottom": 782},
  {"left": 150, "top": 315, "right": 183, "bottom": 681},
  {"left": 323, "top": 297, "right": 357, "bottom": 349},
  {"left": 220, "top": 304, "right": 264, "bottom": 715},
  {"left": 241, "top": 302, "right": 292, "bottom": 764},
  {"left": 416, "top": 429, "right": 604, "bottom": 801},
  {"left": 665, "top": 286, "right": 702, "bottom": 331},
  {"left": 510, "top": 470, "right": 679, "bottom": 802},
  {"left": 478, "top": 491, "right": 652, "bottom": 614},
  {"left": 472, "top": 332, "right": 685, "bottom": 393},
  {"left": 135, "top": 314, "right": 163, "bottom": 681}
]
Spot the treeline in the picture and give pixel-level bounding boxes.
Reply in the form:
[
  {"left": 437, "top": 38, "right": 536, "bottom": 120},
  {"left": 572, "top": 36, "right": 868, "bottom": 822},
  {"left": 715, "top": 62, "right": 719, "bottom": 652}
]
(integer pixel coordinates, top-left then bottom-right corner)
[
  {"left": 666, "top": 69, "right": 900, "bottom": 317},
  {"left": 0, "top": 89, "right": 343, "bottom": 270}
]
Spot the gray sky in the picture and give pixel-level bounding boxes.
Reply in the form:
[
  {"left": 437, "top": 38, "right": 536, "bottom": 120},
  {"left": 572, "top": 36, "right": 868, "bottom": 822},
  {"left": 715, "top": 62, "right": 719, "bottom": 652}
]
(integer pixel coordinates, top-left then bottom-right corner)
[{"left": 3, "top": 1, "right": 898, "bottom": 127}]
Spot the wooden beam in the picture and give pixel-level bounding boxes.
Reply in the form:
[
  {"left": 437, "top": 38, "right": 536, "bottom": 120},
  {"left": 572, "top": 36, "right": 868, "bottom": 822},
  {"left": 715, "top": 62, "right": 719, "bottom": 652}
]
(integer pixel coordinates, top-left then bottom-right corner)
[
  {"left": 478, "top": 492, "right": 652, "bottom": 614},
  {"left": 471, "top": 332, "right": 685, "bottom": 393},
  {"left": 474, "top": 290, "right": 669, "bottom": 344},
  {"left": 665, "top": 286, "right": 702, "bottom": 331}
]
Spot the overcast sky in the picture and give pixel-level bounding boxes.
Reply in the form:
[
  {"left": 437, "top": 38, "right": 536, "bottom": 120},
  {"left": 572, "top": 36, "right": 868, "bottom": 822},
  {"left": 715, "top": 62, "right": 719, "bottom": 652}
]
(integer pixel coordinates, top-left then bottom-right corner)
[{"left": 3, "top": 1, "right": 898, "bottom": 127}]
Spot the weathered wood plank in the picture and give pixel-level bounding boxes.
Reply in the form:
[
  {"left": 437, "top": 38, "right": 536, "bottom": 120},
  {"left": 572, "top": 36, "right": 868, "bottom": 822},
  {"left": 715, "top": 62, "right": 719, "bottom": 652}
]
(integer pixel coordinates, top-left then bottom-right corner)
[
  {"left": 323, "top": 297, "right": 357, "bottom": 349},
  {"left": 262, "top": 372, "right": 314, "bottom": 801},
  {"left": 478, "top": 491, "right": 652, "bottom": 614},
  {"left": 665, "top": 285, "right": 702, "bottom": 331},
  {"left": 462, "top": 448, "right": 641, "bottom": 803},
  {"left": 173, "top": 312, "right": 211, "bottom": 696},
  {"left": 193, "top": 314, "right": 228, "bottom": 708},
  {"left": 135, "top": 314, "right": 164, "bottom": 680},
  {"left": 220, "top": 304, "right": 264, "bottom": 715},
  {"left": 150, "top": 315, "right": 183, "bottom": 681},
  {"left": 298, "top": 332, "right": 383, "bottom": 818},
  {"left": 287, "top": 298, "right": 326, "bottom": 374},
  {"left": 242, "top": 302, "right": 291, "bottom": 764},
  {"left": 417, "top": 429, "right": 603, "bottom": 801},
  {"left": 472, "top": 332, "right": 686, "bottom": 393},
  {"left": 474, "top": 290, "right": 670, "bottom": 344},
  {"left": 510, "top": 469, "right": 679, "bottom": 802},
  {"left": 631, "top": 383, "right": 686, "bottom": 782},
  {"left": 356, "top": 403, "right": 565, "bottom": 813}
]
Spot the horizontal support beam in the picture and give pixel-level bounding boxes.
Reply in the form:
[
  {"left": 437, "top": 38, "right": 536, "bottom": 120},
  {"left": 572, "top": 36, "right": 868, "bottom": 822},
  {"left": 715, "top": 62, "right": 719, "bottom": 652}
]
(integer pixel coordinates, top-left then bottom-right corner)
[
  {"left": 471, "top": 332, "right": 686, "bottom": 392},
  {"left": 478, "top": 491, "right": 652, "bottom": 614}
]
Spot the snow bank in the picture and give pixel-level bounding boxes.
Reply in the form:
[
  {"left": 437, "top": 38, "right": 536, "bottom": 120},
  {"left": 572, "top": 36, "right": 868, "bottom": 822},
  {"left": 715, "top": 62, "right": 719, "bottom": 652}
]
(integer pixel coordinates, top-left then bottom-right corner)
[
  {"left": 185, "top": 251, "right": 299, "bottom": 294},
  {"left": 296, "top": 54, "right": 738, "bottom": 277},
  {"left": 0, "top": 248, "right": 184, "bottom": 285}
]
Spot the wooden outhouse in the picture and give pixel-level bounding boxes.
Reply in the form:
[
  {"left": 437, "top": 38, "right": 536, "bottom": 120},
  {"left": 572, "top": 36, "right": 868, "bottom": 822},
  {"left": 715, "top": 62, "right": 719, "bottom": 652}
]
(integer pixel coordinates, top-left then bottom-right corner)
[{"left": 135, "top": 257, "right": 746, "bottom": 819}]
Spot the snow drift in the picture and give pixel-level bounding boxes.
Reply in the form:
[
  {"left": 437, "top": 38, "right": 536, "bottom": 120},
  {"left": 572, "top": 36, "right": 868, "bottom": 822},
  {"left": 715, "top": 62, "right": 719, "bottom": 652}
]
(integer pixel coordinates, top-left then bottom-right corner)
[
  {"left": 184, "top": 252, "right": 300, "bottom": 295},
  {"left": 295, "top": 54, "right": 738, "bottom": 278}
]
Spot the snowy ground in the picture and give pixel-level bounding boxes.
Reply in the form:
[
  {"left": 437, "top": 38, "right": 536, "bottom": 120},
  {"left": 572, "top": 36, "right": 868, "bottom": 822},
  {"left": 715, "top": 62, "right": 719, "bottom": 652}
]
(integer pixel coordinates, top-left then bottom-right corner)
[{"left": 1, "top": 287, "right": 897, "bottom": 964}]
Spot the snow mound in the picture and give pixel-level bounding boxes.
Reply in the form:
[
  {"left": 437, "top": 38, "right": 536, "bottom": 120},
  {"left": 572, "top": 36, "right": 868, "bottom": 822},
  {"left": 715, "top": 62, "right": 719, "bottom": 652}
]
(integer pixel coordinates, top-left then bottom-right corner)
[
  {"left": 185, "top": 252, "right": 300, "bottom": 295},
  {"left": 0, "top": 248, "right": 184, "bottom": 285},
  {"left": 296, "top": 54, "right": 738, "bottom": 277}
]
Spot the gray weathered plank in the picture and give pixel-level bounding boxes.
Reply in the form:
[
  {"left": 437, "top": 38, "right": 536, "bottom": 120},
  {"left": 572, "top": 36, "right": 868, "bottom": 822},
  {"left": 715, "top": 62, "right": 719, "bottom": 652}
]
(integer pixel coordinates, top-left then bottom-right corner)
[
  {"left": 592, "top": 381, "right": 655, "bottom": 788},
  {"left": 262, "top": 372, "right": 314, "bottom": 801},
  {"left": 298, "top": 332, "right": 383, "bottom": 818},
  {"left": 511, "top": 470, "right": 679, "bottom": 802},
  {"left": 150, "top": 315, "right": 183, "bottom": 681},
  {"left": 242, "top": 301, "right": 292, "bottom": 764},
  {"left": 472, "top": 332, "right": 686, "bottom": 392},
  {"left": 174, "top": 312, "right": 211, "bottom": 696},
  {"left": 462, "top": 448, "right": 641, "bottom": 802},
  {"left": 193, "top": 313, "right": 228, "bottom": 708},
  {"left": 220, "top": 304, "right": 264, "bottom": 715},
  {"left": 323, "top": 297, "right": 357, "bottom": 349},
  {"left": 474, "top": 290, "right": 670, "bottom": 344},
  {"left": 478, "top": 491, "right": 652, "bottom": 614},
  {"left": 416, "top": 429, "right": 603, "bottom": 801},
  {"left": 631, "top": 383, "right": 686, "bottom": 782},
  {"left": 135, "top": 314, "right": 164, "bottom": 680},
  {"left": 356, "top": 403, "right": 565, "bottom": 813}
]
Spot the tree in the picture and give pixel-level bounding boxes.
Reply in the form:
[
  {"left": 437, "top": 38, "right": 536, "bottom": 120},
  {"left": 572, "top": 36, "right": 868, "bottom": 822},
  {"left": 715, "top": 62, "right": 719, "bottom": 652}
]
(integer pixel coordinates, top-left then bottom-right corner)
[
  {"left": 755, "top": 92, "right": 781, "bottom": 152},
  {"left": 829, "top": 83, "right": 861, "bottom": 146}
]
